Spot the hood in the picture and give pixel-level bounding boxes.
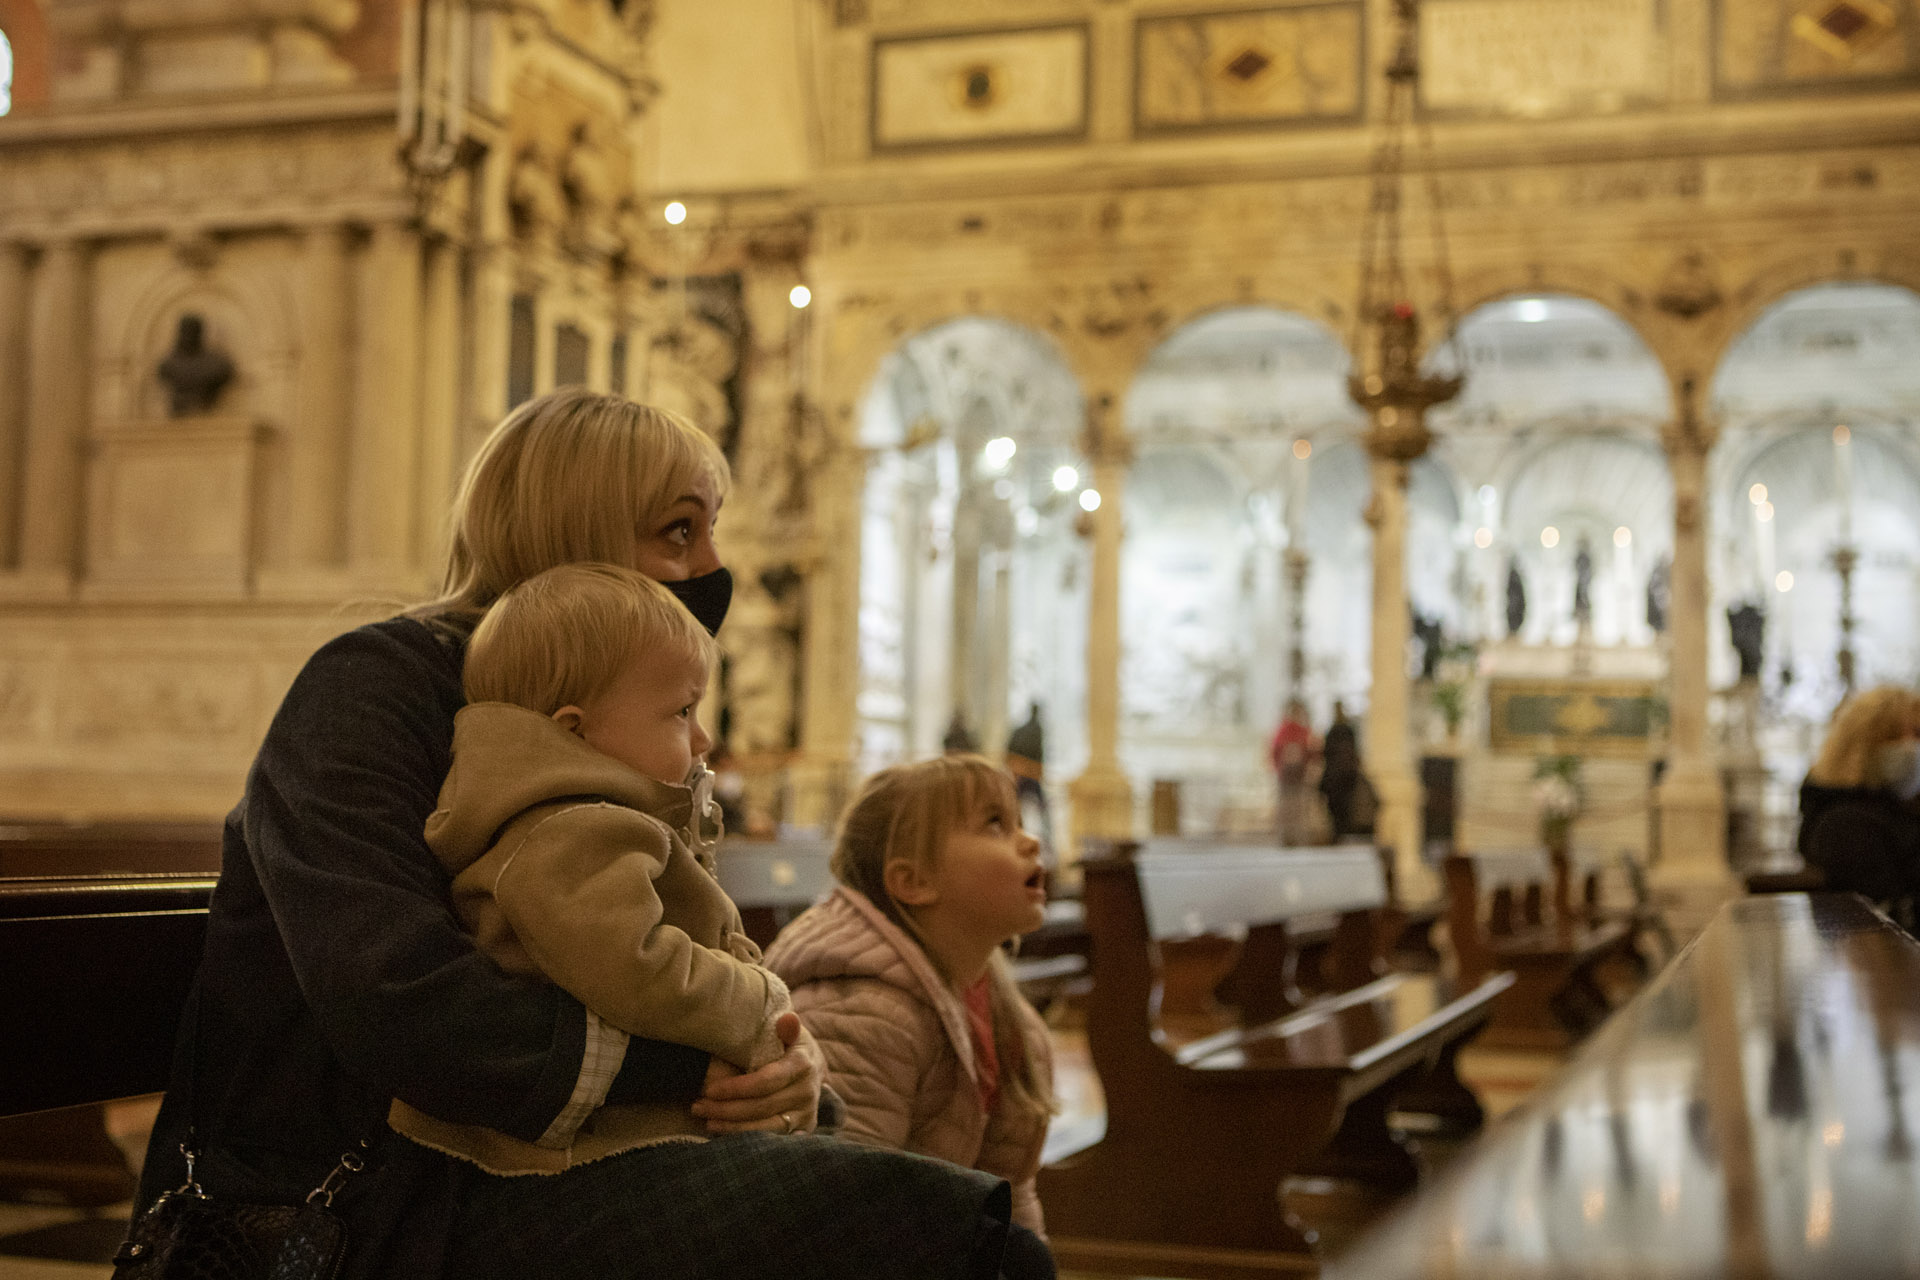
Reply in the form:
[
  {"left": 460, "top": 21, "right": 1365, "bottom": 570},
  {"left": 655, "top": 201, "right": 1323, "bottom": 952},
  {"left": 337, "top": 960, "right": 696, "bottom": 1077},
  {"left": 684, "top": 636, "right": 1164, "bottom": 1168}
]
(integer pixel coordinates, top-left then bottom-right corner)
[
  {"left": 426, "top": 702, "right": 701, "bottom": 867},
  {"left": 766, "top": 887, "right": 980, "bottom": 1092}
]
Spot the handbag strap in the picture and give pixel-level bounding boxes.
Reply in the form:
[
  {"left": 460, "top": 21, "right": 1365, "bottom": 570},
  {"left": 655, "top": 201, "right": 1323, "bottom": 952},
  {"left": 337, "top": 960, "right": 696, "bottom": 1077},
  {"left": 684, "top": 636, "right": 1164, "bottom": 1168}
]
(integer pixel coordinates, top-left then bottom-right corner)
[{"left": 170, "top": 975, "right": 373, "bottom": 1204}]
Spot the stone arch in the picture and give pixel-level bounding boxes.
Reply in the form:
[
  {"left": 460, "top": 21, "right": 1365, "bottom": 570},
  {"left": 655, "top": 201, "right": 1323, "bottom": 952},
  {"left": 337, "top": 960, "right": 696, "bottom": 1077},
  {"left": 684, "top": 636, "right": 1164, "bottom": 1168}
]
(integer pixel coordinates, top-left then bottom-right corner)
[
  {"left": 0, "top": 0, "right": 51, "bottom": 112},
  {"left": 826, "top": 288, "right": 1101, "bottom": 441},
  {"left": 1125, "top": 272, "right": 1358, "bottom": 380},
  {"left": 1704, "top": 249, "right": 1920, "bottom": 375},
  {"left": 1449, "top": 262, "right": 1666, "bottom": 370},
  {"left": 1431, "top": 291, "right": 1674, "bottom": 439}
]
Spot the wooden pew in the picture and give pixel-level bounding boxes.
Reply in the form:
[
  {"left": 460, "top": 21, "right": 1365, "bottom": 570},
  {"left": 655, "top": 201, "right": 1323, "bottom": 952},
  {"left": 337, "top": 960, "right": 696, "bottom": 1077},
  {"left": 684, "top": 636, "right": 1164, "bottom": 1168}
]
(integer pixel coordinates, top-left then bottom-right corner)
[
  {"left": 1446, "top": 848, "right": 1634, "bottom": 1050},
  {"left": 0, "top": 873, "right": 214, "bottom": 1208},
  {"left": 713, "top": 832, "right": 835, "bottom": 950},
  {"left": 0, "top": 821, "right": 223, "bottom": 877},
  {"left": 1332, "top": 893, "right": 1920, "bottom": 1279},
  {"left": 1039, "top": 843, "right": 1512, "bottom": 1278}
]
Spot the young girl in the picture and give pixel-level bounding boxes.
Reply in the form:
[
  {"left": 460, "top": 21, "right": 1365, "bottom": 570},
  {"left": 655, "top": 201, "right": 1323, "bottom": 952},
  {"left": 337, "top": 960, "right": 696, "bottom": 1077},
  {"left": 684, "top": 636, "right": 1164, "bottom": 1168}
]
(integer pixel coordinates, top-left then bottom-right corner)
[{"left": 765, "top": 755, "right": 1057, "bottom": 1244}]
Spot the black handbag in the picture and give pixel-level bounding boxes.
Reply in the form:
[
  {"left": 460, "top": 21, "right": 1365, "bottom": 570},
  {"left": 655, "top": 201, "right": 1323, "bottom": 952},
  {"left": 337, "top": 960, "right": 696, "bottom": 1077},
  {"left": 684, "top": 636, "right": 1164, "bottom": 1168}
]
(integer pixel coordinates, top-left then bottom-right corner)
[
  {"left": 112, "top": 981, "right": 371, "bottom": 1280},
  {"left": 112, "top": 1142, "right": 365, "bottom": 1280}
]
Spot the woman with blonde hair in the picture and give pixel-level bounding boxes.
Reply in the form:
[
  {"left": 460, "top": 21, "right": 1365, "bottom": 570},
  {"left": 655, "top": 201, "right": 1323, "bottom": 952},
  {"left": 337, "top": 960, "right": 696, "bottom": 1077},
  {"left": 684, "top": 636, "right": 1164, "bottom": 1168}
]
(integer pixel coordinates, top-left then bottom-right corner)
[
  {"left": 134, "top": 388, "right": 1026, "bottom": 1280},
  {"left": 1799, "top": 684, "right": 1920, "bottom": 919}
]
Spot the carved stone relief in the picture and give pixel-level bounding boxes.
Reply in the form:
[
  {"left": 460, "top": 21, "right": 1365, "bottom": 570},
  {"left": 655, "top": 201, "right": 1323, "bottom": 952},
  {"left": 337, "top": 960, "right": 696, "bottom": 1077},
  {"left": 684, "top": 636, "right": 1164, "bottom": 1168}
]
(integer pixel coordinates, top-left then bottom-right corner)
[
  {"left": 1716, "top": 0, "right": 1919, "bottom": 94},
  {"left": 1136, "top": 5, "right": 1365, "bottom": 133},
  {"left": 1421, "top": 0, "right": 1669, "bottom": 117},
  {"left": 871, "top": 25, "right": 1089, "bottom": 150}
]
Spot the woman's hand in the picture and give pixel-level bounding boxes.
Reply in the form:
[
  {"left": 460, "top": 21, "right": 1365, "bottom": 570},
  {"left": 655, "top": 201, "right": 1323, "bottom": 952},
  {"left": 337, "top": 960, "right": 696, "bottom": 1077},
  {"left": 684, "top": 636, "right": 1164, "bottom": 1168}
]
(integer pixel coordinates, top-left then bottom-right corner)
[{"left": 691, "top": 1012, "right": 823, "bottom": 1135}]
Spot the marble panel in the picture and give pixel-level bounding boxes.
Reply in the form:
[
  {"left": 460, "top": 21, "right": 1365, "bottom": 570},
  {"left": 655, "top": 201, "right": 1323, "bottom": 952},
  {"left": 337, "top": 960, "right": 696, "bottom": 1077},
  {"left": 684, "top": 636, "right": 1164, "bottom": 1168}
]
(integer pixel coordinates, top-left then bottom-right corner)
[
  {"left": 1135, "top": 4, "right": 1364, "bottom": 134},
  {"left": 1422, "top": 0, "right": 1670, "bottom": 117},
  {"left": 1716, "top": 0, "right": 1919, "bottom": 95},
  {"left": 870, "top": 24, "right": 1089, "bottom": 151},
  {"left": 85, "top": 419, "right": 270, "bottom": 597}
]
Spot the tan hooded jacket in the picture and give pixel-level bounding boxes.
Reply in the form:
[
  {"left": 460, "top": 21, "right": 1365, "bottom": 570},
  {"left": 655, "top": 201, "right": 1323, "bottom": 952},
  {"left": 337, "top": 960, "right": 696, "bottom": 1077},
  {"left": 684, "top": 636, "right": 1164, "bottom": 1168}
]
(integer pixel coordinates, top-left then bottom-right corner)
[
  {"left": 765, "top": 887, "right": 1052, "bottom": 1235},
  {"left": 389, "top": 701, "right": 790, "bottom": 1175}
]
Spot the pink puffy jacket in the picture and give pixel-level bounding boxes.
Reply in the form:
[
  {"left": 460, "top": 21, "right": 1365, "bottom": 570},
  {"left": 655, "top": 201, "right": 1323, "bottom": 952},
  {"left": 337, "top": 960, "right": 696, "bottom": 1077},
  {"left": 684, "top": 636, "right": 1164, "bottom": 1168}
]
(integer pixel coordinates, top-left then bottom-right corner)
[{"left": 765, "top": 887, "right": 1053, "bottom": 1235}]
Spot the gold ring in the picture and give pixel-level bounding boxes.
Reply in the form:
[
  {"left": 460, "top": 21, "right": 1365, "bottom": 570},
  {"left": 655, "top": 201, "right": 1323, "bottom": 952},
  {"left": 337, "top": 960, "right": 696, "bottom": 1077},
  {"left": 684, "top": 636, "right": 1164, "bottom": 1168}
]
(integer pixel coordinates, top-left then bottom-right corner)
[{"left": 781, "top": 1112, "right": 796, "bottom": 1135}]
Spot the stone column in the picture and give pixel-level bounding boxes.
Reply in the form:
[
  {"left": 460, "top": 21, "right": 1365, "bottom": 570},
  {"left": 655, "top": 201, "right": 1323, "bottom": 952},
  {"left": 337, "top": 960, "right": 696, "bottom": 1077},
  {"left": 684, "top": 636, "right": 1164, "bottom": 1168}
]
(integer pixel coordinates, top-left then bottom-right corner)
[
  {"left": 0, "top": 242, "right": 30, "bottom": 569},
  {"left": 348, "top": 222, "right": 423, "bottom": 584},
  {"left": 415, "top": 235, "right": 463, "bottom": 567},
  {"left": 1068, "top": 393, "right": 1135, "bottom": 851},
  {"left": 789, "top": 441, "right": 865, "bottom": 830},
  {"left": 289, "top": 223, "right": 352, "bottom": 569},
  {"left": 949, "top": 487, "right": 982, "bottom": 737},
  {"left": 1656, "top": 379, "right": 1734, "bottom": 916},
  {"left": 1363, "top": 447, "right": 1429, "bottom": 897},
  {"left": 18, "top": 239, "right": 91, "bottom": 586}
]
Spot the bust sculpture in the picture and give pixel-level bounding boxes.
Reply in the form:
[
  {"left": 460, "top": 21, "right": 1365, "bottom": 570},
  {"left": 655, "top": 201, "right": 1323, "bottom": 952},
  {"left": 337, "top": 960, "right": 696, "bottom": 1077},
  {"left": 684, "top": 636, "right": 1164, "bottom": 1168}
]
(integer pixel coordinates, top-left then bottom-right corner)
[{"left": 156, "top": 314, "right": 235, "bottom": 416}]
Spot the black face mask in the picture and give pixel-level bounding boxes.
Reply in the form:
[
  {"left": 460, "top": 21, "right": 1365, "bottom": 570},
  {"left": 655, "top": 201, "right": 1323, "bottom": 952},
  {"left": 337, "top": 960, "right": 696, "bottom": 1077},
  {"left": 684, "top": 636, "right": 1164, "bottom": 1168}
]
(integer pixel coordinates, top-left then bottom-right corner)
[{"left": 666, "top": 566, "right": 733, "bottom": 635}]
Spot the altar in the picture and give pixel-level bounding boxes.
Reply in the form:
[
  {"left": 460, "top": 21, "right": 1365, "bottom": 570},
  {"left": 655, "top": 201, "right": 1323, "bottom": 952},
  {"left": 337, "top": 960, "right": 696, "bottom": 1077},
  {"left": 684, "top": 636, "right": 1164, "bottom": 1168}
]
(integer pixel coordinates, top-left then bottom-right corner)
[{"left": 1445, "top": 639, "right": 1666, "bottom": 861}]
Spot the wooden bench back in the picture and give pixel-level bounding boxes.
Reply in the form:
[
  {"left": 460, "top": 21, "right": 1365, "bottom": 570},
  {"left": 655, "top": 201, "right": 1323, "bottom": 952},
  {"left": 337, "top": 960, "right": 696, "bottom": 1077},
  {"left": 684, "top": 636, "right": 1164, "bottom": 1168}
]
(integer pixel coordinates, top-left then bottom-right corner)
[
  {"left": 1445, "top": 849, "right": 1552, "bottom": 985},
  {"left": 0, "top": 873, "right": 215, "bottom": 1117},
  {"left": 0, "top": 821, "right": 224, "bottom": 877},
  {"left": 1134, "top": 844, "right": 1387, "bottom": 939},
  {"left": 714, "top": 834, "right": 835, "bottom": 948}
]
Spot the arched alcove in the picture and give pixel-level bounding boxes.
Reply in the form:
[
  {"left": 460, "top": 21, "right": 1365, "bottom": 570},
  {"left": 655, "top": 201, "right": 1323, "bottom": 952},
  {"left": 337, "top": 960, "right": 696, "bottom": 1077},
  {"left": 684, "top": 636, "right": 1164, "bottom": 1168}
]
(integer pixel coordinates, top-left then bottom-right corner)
[
  {"left": 855, "top": 317, "right": 1088, "bottom": 798},
  {"left": 1500, "top": 435, "right": 1673, "bottom": 648},
  {"left": 1712, "top": 282, "right": 1920, "bottom": 711},
  {"left": 1430, "top": 294, "right": 1672, "bottom": 435},
  {"left": 1117, "top": 307, "right": 1363, "bottom": 830}
]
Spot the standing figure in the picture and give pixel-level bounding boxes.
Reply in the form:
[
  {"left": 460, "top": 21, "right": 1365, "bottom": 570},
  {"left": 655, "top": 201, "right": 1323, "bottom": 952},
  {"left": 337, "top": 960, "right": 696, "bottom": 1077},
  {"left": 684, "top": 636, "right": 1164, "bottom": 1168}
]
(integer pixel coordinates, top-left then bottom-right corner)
[
  {"left": 1727, "top": 602, "right": 1766, "bottom": 680},
  {"left": 1505, "top": 558, "right": 1528, "bottom": 638},
  {"left": 1269, "top": 699, "right": 1321, "bottom": 845},
  {"left": 1005, "top": 701, "right": 1054, "bottom": 852},
  {"left": 1646, "top": 557, "right": 1671, "bottom": 634},
  {"left": 1318, "top": 701, "right": 1374, "bottom": 840},
  {"left": 1573, "top": 536, "right": 1594, "bottom": 628}
]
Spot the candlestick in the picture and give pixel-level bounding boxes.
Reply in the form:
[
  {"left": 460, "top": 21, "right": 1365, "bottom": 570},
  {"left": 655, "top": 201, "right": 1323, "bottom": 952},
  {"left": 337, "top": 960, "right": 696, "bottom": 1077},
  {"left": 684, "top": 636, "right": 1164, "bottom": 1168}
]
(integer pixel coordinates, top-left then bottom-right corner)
[
  {"left": 1288, "top": 438, "right": 1311, "bottom": 547},
  {"left": 1835, "top": 424, "right": 1854, "bottom": 548}
]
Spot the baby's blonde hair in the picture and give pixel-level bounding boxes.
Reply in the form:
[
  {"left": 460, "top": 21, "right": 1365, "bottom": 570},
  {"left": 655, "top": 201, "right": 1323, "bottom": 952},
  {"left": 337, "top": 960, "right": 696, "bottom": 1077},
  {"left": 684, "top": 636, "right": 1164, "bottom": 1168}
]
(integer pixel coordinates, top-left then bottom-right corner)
[
  {"left": 1810, "top": 685, "right": 1920, "bottom": 789},
  {"left": 426, "top": 387, "right": 730, "bottom": 617},
  {"left": 832, "top": 755, "right": 1055, "bottom": 1127},
  {"left": 464, "top": 562, "right": 718, "bottom": 715}
]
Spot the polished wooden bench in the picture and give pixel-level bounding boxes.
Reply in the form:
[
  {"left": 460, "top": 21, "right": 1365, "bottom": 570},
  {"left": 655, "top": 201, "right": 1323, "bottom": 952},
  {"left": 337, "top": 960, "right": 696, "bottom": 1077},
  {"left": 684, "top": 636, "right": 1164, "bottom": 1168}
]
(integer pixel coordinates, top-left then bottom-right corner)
[
  {"left": 1039, "top": 843, "right": 1512, "bottom": 1278},
  {"left": 0, "top": 822, "right": 223, "bottom": 877},
  {"left": 1446, "top": 847, "right": 1635, "bottom": 1049},
  {"left": 713, "top": 833, "right": 835, "bottom": 950},
  {"left": 1333, "top": 892, "right": 1920, "bottom": 1279},
  {"left": 0, "top": 873, "right": 214, "bottom": 1208}
]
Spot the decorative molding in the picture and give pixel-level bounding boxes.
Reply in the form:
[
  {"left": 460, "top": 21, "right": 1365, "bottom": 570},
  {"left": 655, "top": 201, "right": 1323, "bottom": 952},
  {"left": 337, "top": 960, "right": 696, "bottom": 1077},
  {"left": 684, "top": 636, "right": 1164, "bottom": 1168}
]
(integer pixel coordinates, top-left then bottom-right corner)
[
  {"left": 869, "top": 23, "right": 1091, "bottom": 153},
  {"left": 1713, "top": 0, "right": 1920, "bottom": 99},
  {"left": 1134, "top": 4, "right": 1366, "bottom": 137}
]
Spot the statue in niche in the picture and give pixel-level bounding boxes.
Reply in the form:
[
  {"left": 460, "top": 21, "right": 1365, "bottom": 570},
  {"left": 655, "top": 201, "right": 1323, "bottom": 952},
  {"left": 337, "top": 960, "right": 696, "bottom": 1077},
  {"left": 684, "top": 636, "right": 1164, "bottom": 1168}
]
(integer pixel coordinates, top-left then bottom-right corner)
[
  {"left": 1505, "top": 558, "right": 1527, "bottom": 638},
  {"left": 157, "top": 314, "right": 234, "bottom": 416},
  {"left": 1727, "top": 602, "right": 1766, "bottom": 680},
  {"left": 1573, "top": 536, "right": 1595, "bottom": 628},
  {"left": 1411, "top": 611, "right": 1445, "bottom": 681},
  {"left": 1646, "top": 557, "right": 1671, "bottom": 634}
]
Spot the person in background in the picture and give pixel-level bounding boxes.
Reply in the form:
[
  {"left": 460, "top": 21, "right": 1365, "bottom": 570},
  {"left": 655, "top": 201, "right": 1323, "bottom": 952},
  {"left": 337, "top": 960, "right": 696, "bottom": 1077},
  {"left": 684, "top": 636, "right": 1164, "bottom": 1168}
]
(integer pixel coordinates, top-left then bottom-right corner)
[
  {"left": 1318, "top": 701, "right": 1372, "bottom": 839},
  {"left": 1799, "top": 685, "right": 1920, "bottom": 929},
  {"left": 1269, "top": 699, "right": 1320, "bottom": 845},
  {"left": 1005, "top": 702, "right": 1054, "bottom": 853},
  {"left": 944, "top": 711, "right": 982, "bottom": 755}
]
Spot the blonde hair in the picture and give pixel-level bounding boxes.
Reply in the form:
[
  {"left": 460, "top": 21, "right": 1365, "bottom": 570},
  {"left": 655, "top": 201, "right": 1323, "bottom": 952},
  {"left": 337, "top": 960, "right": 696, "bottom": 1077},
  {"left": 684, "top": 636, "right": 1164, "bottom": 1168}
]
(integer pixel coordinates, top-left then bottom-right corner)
[
  {"left": 424, "top": 388, "right": 729, "bottom": 617},
  {"left": 832, "top": 755, "right": 1054, "bottom": 1127},
  {"left": 1810, "top": 685, "right": 1919, "bottom": 788},
  {"left": 464, "top": 562, "right": 718, "bottom": 714}
]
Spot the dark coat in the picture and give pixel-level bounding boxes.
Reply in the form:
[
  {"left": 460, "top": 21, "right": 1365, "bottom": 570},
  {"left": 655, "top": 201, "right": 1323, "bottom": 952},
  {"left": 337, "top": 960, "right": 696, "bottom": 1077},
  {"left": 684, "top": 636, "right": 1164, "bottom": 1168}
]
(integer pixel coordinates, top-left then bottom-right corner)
[
  {"left": 1798, "top": 777, "right": 1920, "bottom": 904},
  {"left": 136, "top": 617, "right": 709, "bottom": 1280}
]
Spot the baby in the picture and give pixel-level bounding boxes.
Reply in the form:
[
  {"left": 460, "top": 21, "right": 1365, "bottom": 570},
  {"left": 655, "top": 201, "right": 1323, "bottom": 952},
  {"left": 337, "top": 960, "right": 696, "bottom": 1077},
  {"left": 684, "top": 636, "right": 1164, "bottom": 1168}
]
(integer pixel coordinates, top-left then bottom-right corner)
[{"left": 388, "top": 561, "right": 791, "bottom": 1174}]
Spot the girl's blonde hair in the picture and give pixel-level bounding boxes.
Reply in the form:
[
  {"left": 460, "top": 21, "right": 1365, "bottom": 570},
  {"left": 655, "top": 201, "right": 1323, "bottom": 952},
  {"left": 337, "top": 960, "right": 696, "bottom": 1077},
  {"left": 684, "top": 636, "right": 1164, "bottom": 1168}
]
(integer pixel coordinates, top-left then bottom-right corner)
[
  {"left": 464, "top": 562, "right": 718, "bottom": 714},
  {"left": 1810, "top": 685, "right": 1920, "bottom": 788},
  {"left": 832, "top": 755, "right": 1054, "bottom": 1127},
  {"left": 424, "top": 387, "right": 729, "bottom": 617}
]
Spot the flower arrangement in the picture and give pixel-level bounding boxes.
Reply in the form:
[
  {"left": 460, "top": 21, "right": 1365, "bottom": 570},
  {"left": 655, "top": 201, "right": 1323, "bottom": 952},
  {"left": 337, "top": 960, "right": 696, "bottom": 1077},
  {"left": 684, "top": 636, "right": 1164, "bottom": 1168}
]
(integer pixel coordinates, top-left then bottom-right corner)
[
  {"left": 1430, "top": 642, "right": 1479, "bottom": 738},
  {"left": 1533, "top": 754, "right": 1584, "bottom": 851}
]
